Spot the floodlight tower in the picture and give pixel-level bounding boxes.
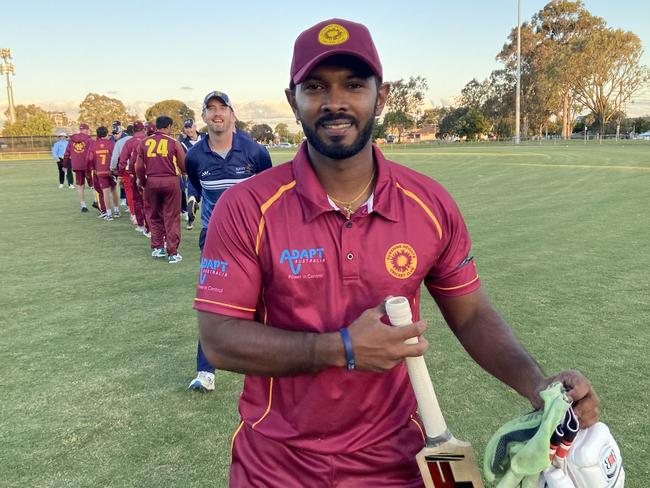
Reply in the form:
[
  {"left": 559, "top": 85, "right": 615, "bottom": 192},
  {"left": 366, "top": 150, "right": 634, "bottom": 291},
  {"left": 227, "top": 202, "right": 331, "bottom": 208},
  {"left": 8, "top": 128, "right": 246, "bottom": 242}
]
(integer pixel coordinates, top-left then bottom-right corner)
[
  {"left": 514, "top": 0, "right": 521, "bottom": 145},
  {"left": 0, "top": 48, "right": 16, "bottom": 124}
]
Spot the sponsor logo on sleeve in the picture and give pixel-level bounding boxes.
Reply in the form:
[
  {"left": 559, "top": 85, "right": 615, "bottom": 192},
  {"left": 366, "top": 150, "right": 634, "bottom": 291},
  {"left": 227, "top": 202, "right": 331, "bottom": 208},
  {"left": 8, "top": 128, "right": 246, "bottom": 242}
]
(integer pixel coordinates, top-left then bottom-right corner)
[
  {"left": 601, "top": 446, "right": 619, "bottom": 480},
  {"left": 199, "top": 257, "right": 228, "bottom": 285},
  {"left": 280, "top": 247, "right": 325, "bottom": 279},
  {"left": 385, "top": 243, "right": 417, "bottom": 279}
]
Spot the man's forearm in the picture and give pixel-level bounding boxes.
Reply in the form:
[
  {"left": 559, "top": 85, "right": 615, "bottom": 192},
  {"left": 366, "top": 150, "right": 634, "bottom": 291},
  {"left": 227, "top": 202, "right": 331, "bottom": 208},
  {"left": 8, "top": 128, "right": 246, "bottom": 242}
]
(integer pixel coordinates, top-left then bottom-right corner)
[{"left": 198, "top": 312, "right": 346, "bottom": 376}]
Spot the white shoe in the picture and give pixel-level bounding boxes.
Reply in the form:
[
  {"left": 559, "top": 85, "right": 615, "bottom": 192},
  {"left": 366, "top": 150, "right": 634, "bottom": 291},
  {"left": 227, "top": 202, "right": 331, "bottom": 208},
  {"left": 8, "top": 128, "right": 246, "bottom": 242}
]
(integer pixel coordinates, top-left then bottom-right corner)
[
  {"left": 69, "top": 184, "right": 75, "bottom": 189},
  {"left": 58, "top": 184, "right": 64, "bottom": 189},
  {"left": 188, "top": 371, "right": 215, "bottom": 392},
  {"left": 151, "top": 247, "right": 167, "bottom": 258},
  {"left": 120, "top": 198, "right": 127, "bottom": 207},
  {"left": 143, "top": 230, "right": 151, "bottom": 238},
  {"left": 182, "top": 211, "right": 189, "bottom": 222},
  {"left": 135, "top": 226, "right": 145, "bottom": 233}
]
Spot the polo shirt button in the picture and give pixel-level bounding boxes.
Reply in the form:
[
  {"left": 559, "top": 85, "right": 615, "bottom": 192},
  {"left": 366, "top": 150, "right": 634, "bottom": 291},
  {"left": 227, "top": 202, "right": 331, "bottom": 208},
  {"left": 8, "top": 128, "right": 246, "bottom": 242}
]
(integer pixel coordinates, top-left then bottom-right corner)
[
  {"left": 347, "top": 252, "right": 354, "bottom": 260},
  {"left": 346, "top": 222, "right": 353, "bottom": 228}
]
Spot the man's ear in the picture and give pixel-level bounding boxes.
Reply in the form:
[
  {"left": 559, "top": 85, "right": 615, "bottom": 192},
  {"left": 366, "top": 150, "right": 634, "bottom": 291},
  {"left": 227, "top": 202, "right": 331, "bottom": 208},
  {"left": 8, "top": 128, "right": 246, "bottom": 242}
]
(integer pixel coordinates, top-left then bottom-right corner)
[
  {"left": 285, "top": 88, "right": 300, "bottom": 121},
  {"left": 375, "top": 82, "right": 391, "bottom": 117}
]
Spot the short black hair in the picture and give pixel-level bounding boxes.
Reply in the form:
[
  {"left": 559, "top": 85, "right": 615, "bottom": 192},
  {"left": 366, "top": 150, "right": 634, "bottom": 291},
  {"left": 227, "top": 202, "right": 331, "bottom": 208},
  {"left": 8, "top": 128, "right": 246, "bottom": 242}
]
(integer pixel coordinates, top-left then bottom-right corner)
[
  {"left": 125, "top": 125, "right": 134, "bottom": 136},
  {"left": 96, "top": 126, "right": 108, "bottom": 138},
  {"left": 156, "top": 116, "right": 173, "bottom": 129}
]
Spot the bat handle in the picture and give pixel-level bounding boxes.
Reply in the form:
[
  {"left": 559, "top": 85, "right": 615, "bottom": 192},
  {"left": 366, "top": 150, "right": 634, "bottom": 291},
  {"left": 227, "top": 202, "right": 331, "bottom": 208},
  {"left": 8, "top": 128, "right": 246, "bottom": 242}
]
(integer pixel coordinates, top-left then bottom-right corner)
[{"left": 385, "top": 297, "right": 449, "bottom": 440}]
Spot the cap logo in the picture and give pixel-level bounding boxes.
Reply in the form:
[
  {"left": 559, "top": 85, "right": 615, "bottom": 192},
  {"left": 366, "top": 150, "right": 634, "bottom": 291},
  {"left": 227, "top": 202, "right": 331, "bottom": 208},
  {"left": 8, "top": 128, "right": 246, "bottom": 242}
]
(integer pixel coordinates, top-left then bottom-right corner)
[{"left": 318, "top": 23, "right": 349, "bottom": 46}]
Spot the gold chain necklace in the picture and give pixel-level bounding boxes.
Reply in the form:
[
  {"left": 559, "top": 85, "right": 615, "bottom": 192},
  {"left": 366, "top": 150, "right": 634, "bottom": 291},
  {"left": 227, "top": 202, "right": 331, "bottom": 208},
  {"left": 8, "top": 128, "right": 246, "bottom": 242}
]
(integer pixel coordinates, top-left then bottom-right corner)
[{"left": 328, "top": 168, "right": 376, "bottom": 219}]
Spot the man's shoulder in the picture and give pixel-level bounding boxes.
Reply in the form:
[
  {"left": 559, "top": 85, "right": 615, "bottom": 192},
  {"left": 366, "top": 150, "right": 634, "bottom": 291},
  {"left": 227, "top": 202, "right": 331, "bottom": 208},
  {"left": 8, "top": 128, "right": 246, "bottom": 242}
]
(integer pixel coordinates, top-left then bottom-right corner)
[
  {"left": 222, "top": 161, "right": 294, "bottom": 204},
  {"left": 382, "top": 154, "right": 455, "bottom": 205},
  {"left": 235, "top": 131, "right": 268, "bottom": 153}
]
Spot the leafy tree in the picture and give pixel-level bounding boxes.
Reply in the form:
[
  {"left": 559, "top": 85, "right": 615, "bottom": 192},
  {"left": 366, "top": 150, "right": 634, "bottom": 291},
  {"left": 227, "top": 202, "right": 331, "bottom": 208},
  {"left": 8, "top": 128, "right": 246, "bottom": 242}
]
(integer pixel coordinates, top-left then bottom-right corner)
[
  {"left": 457, "top": 108, "right": 490, "bottom": 140},
  {"left": 144, "top": 100, "right": 194, "bottom": 132},
  {"left": 372, "top": 119, "right": 387, "bottom": 141},
  {"left": 458, "top": 79, "right": 492, "bottom": 109},
  {"left": 5, "top": 104, "right": 45, "bottom": 122},
  {"left": 418, "top": 107, "right": 446, "bottom": 129},
  {"left": 382, "top": 111, "right": 413, "bottom": 143},
  {"left": 78, "top": 93, "right": 129, "bottom": 129},
  {"left": 572, "top": 28, "right": 650, "bottom": 136},
  {"left": 288, "top": 130, "right": 305, "bottom": 145},
  {"left": 438, "top": 107, "right": 468, "bottom": 138},
  {"left": 274, "top": 123, "right": 289, "bottom": 141},
  {"left": 235, "top": 120, "right": 251, "bottom": 133},
  {"left": 2, "top": 105, "right": 54, "bottom": 136},
  {"left": 497, "top": 1, "right": 606, "bottom": 138},
  {"left": 250, "top": 123, "right": 273, "bottom": 143}
]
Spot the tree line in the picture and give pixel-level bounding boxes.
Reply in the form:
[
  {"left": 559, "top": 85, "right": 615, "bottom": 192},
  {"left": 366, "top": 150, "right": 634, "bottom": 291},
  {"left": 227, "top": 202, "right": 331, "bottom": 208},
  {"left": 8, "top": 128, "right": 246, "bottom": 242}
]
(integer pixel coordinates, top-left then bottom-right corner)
[{"left": 377, "top": 1, "right": 649, "bottom": 141}]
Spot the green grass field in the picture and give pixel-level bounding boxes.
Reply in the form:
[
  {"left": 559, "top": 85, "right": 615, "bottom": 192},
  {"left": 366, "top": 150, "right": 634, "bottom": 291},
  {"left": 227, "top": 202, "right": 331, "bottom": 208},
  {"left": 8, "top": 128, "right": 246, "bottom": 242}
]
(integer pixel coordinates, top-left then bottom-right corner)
[{"left": 1, "top": 141, "right": 648, "bottom": 487}]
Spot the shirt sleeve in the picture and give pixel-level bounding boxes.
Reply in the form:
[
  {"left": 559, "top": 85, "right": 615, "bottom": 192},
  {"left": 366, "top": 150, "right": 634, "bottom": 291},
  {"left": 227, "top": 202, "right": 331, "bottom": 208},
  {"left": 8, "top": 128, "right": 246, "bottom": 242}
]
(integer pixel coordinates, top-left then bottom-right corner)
[
  {"left": 424, "top": 190, "right": 480, "bottom": 297},
  {"left": 185, "top": 150, "right": 201, "bottom": 200},
  {"left": 194, "top": 187, "right": 262, "bottom": 319},
  {"left": 255, "top": 145, "right": 272, "bottom": 172}
]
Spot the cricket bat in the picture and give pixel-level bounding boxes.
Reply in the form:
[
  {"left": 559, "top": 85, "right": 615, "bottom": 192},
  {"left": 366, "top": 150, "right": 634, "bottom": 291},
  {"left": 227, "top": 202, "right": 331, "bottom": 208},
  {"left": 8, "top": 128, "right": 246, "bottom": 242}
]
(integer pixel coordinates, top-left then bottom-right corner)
[{"left": 385, "top": 296, "right": 484, "bottom": 488}]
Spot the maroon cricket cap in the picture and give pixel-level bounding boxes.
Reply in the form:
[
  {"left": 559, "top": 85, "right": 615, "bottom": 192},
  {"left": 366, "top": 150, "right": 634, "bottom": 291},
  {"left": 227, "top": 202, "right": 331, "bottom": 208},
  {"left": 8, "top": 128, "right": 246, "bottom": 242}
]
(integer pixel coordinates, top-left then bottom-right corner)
[
  {"left": 79, "top": 123, "right": 90, "bottom": 130},
  {"left": 133, "top": 120, "right": 145, "bottom": 131},
  {"left": 289, "top": 18, "right": 382, "bottom": 87}
]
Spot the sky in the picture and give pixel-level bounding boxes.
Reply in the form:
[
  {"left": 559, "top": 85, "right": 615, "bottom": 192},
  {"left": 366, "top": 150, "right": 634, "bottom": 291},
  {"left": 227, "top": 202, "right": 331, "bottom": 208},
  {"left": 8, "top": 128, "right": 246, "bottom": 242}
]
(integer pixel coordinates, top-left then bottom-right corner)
[{"left": 2, "top": 0, "right": 649, "bottom": 127}]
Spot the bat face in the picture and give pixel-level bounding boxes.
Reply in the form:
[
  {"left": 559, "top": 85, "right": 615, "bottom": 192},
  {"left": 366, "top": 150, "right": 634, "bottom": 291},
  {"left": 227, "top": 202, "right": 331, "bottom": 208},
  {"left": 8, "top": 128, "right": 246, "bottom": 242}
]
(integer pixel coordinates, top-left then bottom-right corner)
[{"left": 417, "top": 436, "right": 483, "bottom": 488}]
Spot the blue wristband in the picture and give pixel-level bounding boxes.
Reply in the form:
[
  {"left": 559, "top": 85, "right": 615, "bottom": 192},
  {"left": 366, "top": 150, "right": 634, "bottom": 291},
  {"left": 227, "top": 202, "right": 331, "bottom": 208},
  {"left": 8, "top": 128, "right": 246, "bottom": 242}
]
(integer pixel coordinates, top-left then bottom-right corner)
[{"left": 339, "top": 327, "right": 355, "bottom": 371}]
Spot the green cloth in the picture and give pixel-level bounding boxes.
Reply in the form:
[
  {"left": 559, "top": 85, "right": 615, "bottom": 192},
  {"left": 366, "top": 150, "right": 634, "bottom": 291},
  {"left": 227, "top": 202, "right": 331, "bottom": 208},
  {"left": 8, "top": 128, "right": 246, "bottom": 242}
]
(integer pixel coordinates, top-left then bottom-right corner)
[{"left": 483, "top": 382, "right": 570, "bottom": 487}]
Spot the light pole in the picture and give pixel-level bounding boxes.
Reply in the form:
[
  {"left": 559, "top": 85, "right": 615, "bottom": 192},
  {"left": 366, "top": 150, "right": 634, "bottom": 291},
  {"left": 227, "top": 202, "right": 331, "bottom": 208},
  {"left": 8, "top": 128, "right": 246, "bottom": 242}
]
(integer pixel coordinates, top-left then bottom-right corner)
[
  {"left": 0, "top": 48, "right": 16, "bottom": 124},
  {"left": 515, "top": 0, "right": 521, "bottom": 145}
]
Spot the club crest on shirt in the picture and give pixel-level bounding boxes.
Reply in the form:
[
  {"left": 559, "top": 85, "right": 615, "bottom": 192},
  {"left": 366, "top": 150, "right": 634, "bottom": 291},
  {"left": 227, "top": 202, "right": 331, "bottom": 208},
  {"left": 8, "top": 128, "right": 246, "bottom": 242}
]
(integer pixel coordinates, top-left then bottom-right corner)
[
  {"left": 385, "top": 243, "right": 417, "bottom": 279},
  {"left": 73, "top": 141, "right": 86, "bottom": 153}
]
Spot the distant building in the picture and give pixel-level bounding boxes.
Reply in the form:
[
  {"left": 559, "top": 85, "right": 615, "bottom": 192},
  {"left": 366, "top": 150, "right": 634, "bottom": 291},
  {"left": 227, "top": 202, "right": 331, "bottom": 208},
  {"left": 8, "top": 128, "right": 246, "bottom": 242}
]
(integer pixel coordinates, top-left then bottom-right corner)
[{"left": 48, "top": 111, "right": 70, "bottom": 127}]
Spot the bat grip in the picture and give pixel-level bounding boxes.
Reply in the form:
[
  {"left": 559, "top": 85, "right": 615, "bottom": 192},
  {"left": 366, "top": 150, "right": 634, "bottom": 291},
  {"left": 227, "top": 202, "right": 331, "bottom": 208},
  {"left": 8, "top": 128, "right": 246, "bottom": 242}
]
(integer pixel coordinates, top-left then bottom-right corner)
[{"left": 385, "top": 297, "right": 449, "bottom": 439}]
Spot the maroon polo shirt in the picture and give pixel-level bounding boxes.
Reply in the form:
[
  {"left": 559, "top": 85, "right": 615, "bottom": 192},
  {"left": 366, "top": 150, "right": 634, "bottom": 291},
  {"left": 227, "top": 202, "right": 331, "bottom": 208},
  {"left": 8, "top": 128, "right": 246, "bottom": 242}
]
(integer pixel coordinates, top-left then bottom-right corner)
[
  {"left": 194, "top": 142, "right": 480, "bottom": 454},
  {"left": 86, "top": 138, "right": 115, "bottom": 176}
]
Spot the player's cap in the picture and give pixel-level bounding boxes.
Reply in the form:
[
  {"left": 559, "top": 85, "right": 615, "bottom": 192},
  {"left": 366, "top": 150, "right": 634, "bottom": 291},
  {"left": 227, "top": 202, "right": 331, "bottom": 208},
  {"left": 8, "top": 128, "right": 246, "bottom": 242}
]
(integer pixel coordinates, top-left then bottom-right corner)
[
  {"left": 289, "top": 18, "right": 382, "bottom": 87},
  {"left": 133, "top": 120, "right": 145, "bottom": 131},
  {"left": 183, "top": 118, "right": 195, "bottom": 128},
  {"left": 146, "top": 122, "right": 156, "bottom": 135},
  {"left": 202, "top": 91, "right": 232, "bottom": 111},
  {"left": 79, "top": 123, "right": 90, "bottom": 130}
]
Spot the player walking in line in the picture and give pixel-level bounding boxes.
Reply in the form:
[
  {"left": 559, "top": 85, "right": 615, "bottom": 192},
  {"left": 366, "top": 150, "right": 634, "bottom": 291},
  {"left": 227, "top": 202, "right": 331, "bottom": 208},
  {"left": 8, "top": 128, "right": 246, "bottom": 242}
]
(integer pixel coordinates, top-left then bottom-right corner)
[
  {"left": 179, "top": 118, "right": 204, "bottom": 231},
  {"left": 193, "top": 19, "right": 599, "bottom": 486},
  {"left": 87, "top": 126, "right": 118, "bottom": 221},
  {"left": 110, "top": 120, "right": 130, "bottom": 208},
  {"left": 63, "top": 123, "right": 93, "bottom": 212},
  {"left": 118, "top": 121, "right": 149, "bottom": 234},
  {"left": 135, "top": 116, "right": 186, "bottom": 264},
  {"left": 52, "top": 133, "right": 74, "bottom": 189},
  {"left": 185, "top": 90, "right": 272, "bottom": 392},
  {"left": 111, "top": 124, "right": 135, "bottom": 219}
]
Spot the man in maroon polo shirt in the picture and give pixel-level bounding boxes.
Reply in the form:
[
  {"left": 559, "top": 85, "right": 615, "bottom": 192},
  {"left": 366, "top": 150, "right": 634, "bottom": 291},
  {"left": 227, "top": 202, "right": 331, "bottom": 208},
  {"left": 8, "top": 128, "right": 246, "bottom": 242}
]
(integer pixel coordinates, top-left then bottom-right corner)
[
  {"left": 87, "top": 126, "right": 118, "bottom": 221},
  {"left": 118, "top": 120, "right": 148, "bottom": 233},
  {"left": 194, "top": 19, "right": 600, "bottom": 487},
  {"left": 135, "top": 115, "right": 186, "bottom": 263},
  {"left": 63, "top": 123, "right": 92, "bottom": 212}
]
